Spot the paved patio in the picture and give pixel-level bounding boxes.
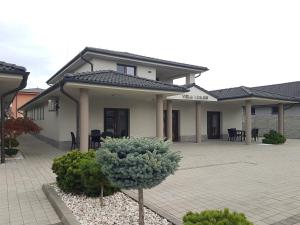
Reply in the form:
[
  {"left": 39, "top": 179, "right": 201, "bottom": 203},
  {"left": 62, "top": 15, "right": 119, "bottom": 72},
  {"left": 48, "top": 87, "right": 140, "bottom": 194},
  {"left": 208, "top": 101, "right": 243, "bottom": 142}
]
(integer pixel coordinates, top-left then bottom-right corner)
[
  {"left": 127, "top": 139, "right": 300, "bottom": 225},
  {"left": 2, "top": 135, "right": 300, "bottom": 225},
  {"left": 0, "top": 135, "right": 63, "bottom": 225}
]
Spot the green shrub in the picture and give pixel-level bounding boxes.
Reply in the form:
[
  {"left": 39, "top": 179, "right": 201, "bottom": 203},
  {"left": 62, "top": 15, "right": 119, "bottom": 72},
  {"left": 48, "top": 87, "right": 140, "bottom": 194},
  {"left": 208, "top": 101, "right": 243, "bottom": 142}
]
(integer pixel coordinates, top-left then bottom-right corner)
[
  {"left": 262, "top": 130, "right": 286, "bottom": 144},
  {"left": 97, "top": 137, "right": 181, "bottom": 189},
  {"left": 79, "top": 158, "right": 119, "bottom": 197},
  {"left": 52, "top": 150, "right": 95, "bottom": 193},
  {"left": 52, "top": 150, "right": 118, "bottom": 197},
  {"left": 4, "top": 138, "right": 19, "bottom": 148},
  {"left": 5, "top": 148, "right": 19, "bottom": 156},
  {"left": 183, "top": 208, "right": 253, "bottom": 225},
  {"left": 97, "top": 137, "right": 181, "bottom": 225}
]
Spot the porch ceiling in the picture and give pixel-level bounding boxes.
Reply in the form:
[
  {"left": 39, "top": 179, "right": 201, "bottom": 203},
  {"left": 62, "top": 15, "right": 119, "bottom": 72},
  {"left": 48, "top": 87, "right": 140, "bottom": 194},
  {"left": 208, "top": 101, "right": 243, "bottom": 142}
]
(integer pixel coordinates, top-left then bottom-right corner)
[
  {"left": 0, "top": 75, "right": 23, "bottom": 96},
  {"left": 63, "top": 83, "right": 167, "bottom": 101},
  {"left": 0, "top": 74, "right": 23, "bottom": 104}
]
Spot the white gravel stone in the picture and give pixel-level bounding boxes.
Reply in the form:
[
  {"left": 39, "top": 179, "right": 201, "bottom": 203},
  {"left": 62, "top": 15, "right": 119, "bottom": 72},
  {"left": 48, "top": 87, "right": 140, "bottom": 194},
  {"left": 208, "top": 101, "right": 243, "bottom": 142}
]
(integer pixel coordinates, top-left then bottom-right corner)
[{"left": 52, "top": 184, "right": 171, "bottom": 225}]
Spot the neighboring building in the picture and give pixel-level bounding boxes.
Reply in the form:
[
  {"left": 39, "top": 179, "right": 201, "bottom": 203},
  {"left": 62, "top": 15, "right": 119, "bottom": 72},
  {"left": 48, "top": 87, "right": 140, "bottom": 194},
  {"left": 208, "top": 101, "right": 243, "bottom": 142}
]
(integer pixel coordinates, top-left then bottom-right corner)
[
  {"left": 211, "top": 82, "right": 300, "bottom": 138},
  {"left": 0, "top": 61, "right": 29, "bottom": 163},
  {"left": 11, "top": 88, "right": 44, "bottom": 118},
  {"left": 19, "top": 47, "right": 299, "bottom": 150},
  {"left": 250, "top": 82, "right": 300, "bottom": 138}
]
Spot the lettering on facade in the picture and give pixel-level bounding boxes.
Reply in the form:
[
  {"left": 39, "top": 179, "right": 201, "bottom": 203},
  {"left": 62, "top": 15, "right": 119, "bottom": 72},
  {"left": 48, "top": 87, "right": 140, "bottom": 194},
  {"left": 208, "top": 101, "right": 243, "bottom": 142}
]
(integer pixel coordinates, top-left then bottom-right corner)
[{"left": 182, "top": 94, "right": 209, "bottom": 100}]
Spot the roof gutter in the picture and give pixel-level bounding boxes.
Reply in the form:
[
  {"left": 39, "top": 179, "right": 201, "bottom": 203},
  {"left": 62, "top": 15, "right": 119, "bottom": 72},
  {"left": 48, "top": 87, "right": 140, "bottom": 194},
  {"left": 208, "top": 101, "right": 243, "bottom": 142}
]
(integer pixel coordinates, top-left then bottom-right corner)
[
  {"left": 1, "top": 72, "right": 29, "bottom": 164},
  {"left": 80, "top": 52, "right": 94, "bottom": 72},
  {"left": 59, "top": 81, "right": 80, "bottom": 148}
]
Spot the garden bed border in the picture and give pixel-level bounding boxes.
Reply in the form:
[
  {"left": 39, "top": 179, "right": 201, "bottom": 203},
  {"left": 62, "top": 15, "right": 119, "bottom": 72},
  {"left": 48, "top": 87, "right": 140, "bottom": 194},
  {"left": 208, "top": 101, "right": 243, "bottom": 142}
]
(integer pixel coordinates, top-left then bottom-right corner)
[
  {"left": 42, "top": 183, "right": 81, "bottom": 225},
  {"left": 43, "top": 183, "right": 182, "bottom": 225}
]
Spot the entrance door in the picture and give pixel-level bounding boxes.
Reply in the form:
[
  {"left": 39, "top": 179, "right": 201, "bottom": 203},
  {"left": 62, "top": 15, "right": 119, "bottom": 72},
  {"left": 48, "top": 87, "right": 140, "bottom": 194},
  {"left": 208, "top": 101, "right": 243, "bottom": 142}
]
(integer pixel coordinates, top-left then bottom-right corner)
[
  {"left": 163, "top": 110, "right": 179, "bottom": 142},
  {"left": 104, "top": 108, "right": 129, "bottom": 138},
  {"left": 207, "top": 111, "right": 221, "bottom": 139}
]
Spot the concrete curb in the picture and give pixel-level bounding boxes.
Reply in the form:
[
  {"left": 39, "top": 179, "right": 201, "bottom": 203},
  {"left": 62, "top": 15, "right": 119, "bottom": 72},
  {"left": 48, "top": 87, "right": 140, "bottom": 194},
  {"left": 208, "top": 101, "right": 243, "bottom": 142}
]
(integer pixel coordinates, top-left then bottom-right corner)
[
  {"left": 42, "top": 184, "right": 81, "bottom": 225},
  {"left": 122, "top": 190, "right": 183, "bottom": 225}
]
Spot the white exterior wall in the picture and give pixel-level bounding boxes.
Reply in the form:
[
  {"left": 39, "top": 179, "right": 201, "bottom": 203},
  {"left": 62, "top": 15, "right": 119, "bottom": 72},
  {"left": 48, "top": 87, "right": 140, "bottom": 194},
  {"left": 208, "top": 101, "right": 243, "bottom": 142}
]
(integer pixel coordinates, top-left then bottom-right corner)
[
  {"left": 136, "top": 66, "right": 156, "bottom": 80},
  {"left": 54, "top": 96, "right": 156, "bottom": 143},
  {"left": 74, "top": 58, "right": 156, "bottom": 80},
  {"left": 89, "top": 97, "right": 156, "bottom": 138},
  {"left": 33, "top": 96, "right": 243, "bottom": 148},
  {"left": 31, "top": 102, "right": 60, "bottom": 142},
  {"left": 58, "top": 96, "right": 77, "bottom": 142},
  {"left": 173, "top": 102, "right": 243, "bottom": 138}
]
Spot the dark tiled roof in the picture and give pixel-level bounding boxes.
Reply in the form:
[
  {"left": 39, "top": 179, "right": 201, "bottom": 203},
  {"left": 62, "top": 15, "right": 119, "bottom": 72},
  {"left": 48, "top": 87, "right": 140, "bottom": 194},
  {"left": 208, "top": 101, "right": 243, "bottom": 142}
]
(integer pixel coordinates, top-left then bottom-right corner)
[
  {"left": 254, "top": 81, "right": 300, "bottom": 98},
  {"left": 64, "top": 70, "right": 188, "bottom": 92},
  {"left": 0, "top": 61, "right": 27, "bottom": 75},
  {"left": 85, "top": 47, "right": 209, "bottom": 71},
  {"left": 210, "top": 86, "right": 299, "bottom": 102},
  {"left": 47, "top": 47, "right": 208, "bottom": 84}
]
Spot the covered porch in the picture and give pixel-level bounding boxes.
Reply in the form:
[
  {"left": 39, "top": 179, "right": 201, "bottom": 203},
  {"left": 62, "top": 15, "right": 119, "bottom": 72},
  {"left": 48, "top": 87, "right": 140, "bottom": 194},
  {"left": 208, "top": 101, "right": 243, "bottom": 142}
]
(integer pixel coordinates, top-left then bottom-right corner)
[{"left": 210, "top": 86, "right": 300, "bottom": 144}]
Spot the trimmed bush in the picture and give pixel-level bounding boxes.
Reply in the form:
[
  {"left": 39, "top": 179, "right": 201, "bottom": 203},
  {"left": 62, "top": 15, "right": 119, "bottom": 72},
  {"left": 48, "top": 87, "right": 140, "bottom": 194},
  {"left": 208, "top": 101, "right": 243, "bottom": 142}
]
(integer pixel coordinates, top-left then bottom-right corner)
[
  {"left": 79, "top": 158, "right": 119, "bottom": 197},
  {"left": 5, "top": 148, "right": 19, "bottom": 156},
  {"left": 262, "top": 130, "right": 286, "bottom": 144},
  {"left": 52, "top": 150, "right": 118, "bottom": 197},
  {"left": 183, "top": 208, "right": 253, "bottom": 225},
  {"left": 97, "top": 137, "right": 181, "bottom": 225},
  {"left": 4, "top": 138, "right": 19, "bottom": 148},
  {"left": 52, "top": 150, "right": 94, "bottom": 193}
]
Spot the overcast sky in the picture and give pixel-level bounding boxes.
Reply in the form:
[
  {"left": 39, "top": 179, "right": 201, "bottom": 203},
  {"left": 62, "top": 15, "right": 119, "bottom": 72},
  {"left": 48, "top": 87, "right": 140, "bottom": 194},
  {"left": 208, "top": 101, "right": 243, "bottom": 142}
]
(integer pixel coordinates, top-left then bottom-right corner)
[{"left": 1, "top": 0, "right": 299, "bottom": 90}]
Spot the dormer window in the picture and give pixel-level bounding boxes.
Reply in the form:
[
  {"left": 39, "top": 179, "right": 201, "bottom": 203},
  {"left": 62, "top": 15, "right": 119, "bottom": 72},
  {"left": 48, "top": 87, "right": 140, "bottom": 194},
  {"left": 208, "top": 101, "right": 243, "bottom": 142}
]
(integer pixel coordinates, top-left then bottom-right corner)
[{"left": 117, "top": 64, "right": 136, "bottom": 76}]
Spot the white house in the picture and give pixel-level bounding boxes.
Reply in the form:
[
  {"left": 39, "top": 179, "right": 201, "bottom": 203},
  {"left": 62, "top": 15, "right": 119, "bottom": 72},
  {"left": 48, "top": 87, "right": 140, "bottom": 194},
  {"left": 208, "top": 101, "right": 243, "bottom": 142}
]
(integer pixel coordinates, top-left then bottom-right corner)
[{"left": 19, "top": 48, "right": 299, "bottom": 151}]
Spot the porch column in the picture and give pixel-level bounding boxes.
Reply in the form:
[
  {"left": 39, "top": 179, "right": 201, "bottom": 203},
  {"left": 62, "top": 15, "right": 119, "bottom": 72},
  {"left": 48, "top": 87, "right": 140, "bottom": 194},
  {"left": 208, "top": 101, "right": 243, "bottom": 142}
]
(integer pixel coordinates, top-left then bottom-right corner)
[
  {"left": 167, "top": 100, "right": 173, "bottom": 141},
  {"left": 245, "top": 100, "right": 252, "bottom": 145},
  {"left": 156, "top": 95, "right": 164, "bottom": 139},
  {"left": 79, "top": 88, "right": 89, "bottom": 152},
  {"left": 196, "top": 102, "right": 202, "bottom": 143},
  {"left": 185, "top": 74, "right": 195, "bottom": 85},
  {"left": 278, "top": 103, "right": 284, "bottom": 135}
]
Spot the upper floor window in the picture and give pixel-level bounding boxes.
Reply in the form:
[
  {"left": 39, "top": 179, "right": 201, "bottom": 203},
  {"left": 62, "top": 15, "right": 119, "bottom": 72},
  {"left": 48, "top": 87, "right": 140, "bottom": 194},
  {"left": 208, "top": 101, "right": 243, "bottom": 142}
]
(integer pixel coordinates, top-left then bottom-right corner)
[
  {"left": 251, "top": 107, "right": 256, "bottom": 115},
  {"left": 117, "top": 64, "right": 136, "bottom": 76}
]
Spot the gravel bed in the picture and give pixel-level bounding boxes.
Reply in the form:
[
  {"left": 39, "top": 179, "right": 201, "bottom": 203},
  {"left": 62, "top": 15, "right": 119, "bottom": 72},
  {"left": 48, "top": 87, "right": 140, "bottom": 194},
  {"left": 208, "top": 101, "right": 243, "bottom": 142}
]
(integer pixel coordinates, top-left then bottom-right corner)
[{"left": 52, "top": 184, "right": 170, "bottom": 225}]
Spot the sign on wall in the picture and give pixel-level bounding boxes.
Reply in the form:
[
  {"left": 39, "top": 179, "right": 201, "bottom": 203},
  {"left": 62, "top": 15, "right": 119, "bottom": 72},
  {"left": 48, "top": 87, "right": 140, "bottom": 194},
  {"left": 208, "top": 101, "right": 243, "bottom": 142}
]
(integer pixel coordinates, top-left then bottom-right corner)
[{"left": 168, "top": 86, "right": 217, "bottom": 102}]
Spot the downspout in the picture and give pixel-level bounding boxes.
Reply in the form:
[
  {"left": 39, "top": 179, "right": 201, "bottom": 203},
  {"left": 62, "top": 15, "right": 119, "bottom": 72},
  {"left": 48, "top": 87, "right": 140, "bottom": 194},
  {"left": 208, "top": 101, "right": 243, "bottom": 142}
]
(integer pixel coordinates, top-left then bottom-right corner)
[
  {"left": 60, "top": 81, "right": 80, "bottom": 148},
  {"left": 195, "top": 72, "right": 202, "bottom": 79},
  {"left": 1, "top": 72, "right": 29, "bottom": 163},
  {"left": 80, "top": 53, "right": 94, "bottom": 72}
]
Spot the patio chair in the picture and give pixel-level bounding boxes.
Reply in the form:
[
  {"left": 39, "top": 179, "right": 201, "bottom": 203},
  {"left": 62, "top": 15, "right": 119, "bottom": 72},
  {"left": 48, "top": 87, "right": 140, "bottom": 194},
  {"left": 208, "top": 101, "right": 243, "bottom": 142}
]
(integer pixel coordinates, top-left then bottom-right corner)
[
  {"left": 228, "top": 128, "right": 237, "bottom": 141},
  {"left": 70, "top": 132, "right": 77, "bottom": 150},
  {"left": 252, "top": 128, "right": 259, "bottom": 141},
  {"left": 101, "top": 131, "right": 114, "bottom": 139},
  {"left": 90, "top": 129, "right": 101, "bottom": 149}
]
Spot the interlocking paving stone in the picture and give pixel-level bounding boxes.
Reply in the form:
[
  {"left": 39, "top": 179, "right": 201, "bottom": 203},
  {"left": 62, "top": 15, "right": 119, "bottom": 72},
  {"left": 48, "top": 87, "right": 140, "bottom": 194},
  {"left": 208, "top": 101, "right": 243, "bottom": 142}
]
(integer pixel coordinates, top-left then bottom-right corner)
[
  {"left": 0, "top": 135, "right": 63, "bottom": 225},
  {"left": 271, "top": 213, "right": 300, "bottom": 225},
  {"left": 2, "top": 135, "right": 300, "bottom": 225},
  {"left": 126, "top": 140, "right": 300, "bottom": 224}
]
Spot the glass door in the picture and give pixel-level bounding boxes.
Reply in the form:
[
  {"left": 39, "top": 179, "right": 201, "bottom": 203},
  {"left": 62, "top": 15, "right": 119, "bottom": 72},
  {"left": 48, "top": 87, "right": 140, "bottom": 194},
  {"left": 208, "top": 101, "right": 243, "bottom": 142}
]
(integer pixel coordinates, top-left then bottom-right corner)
[
  {"left": 163, "top": 110, "right": 180, "bottom": 142},
  {"left": 104, "top": 108, "right": 129, "bottom": 138},
  {"left": 207, "top": 111, "right": 221, "bottom": 139}
]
